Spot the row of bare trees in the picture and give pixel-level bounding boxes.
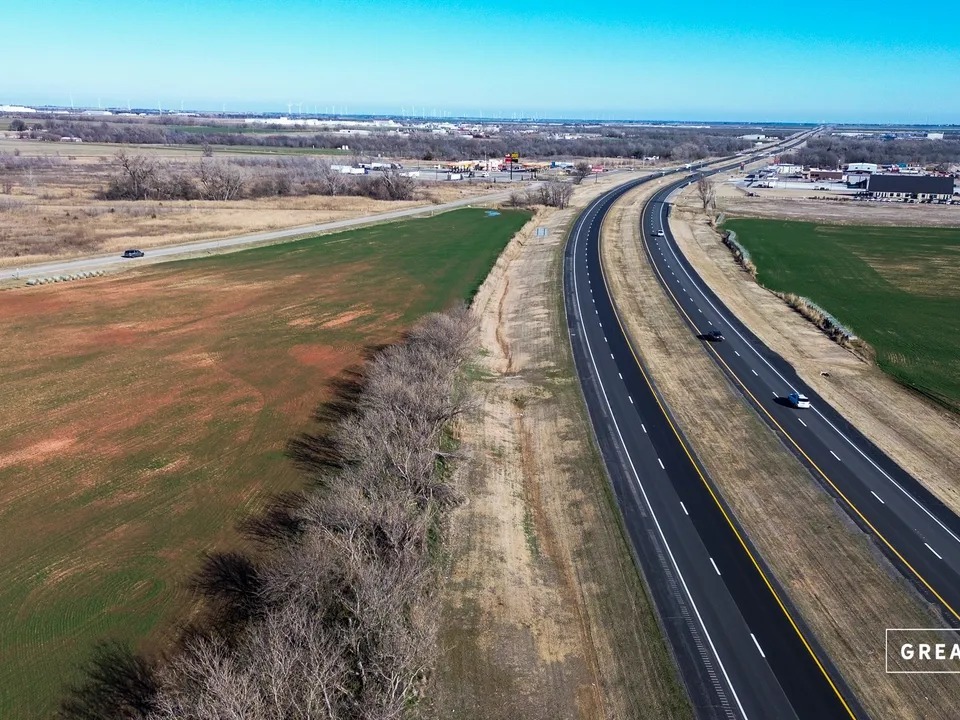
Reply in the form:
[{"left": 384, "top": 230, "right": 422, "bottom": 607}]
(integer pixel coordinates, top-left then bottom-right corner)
[
  {"left": 780, "top": 136, "right": 960, "bottom": 169},
  {"left": 32, "top": 118, "right": 755, "bottom": 161},
  {"left": 61, "top": 307, "right": 478, "bottom": 720},
  {"left": 100, "top": 152, "right": 417, "bottom": 202}
]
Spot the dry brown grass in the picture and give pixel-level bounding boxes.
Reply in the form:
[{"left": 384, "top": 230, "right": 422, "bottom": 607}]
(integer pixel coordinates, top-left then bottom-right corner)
[
  {"left": 433, "top": 172, "right": 691, "bottom": 719},
  {"left": 671, "top": 187, "right": 960, "bottom": 525},
  {"left": 714, "top": 180, "right": 960, "bottom": 227},
  {"left": 601, "top": 185, "right": 960, "bottom": 720},
  {"left": 0, "top": 139, "right": 521, "bottom": 267}
]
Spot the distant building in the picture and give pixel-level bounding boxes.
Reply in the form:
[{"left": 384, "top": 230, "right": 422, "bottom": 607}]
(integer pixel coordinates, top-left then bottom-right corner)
[
  {"left": 845, "top": 162, "right": 878, "bottom": 174},
  {"left": 927, "top": 132, "right": 945, "bottom": 140},
  {"left": 740, "top": 134, "right": 766, "bottom": 141},
  {"left": 867, "top": 174, "right": 954, "bottom": 200},
  {"left": 773, "top": 163, "right": 803, "bottom": 175},
  {"left": 0, "top": 104, "right": 37, "bottom": 114},
  {"left": 808, "top": 169, "right": 843, "bottom": 181}
]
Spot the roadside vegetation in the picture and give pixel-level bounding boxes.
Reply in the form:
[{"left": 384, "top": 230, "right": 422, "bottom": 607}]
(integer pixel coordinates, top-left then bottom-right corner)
[
  {"left": 61, "top": 306, "right": 478, "bottom": 720},
  {"left": 604, "top": 189, "right": 960, "bottom": 720},
  {"left": 723, "top": 218, "right": 960, "bottom": 412},
  {"left": 0, "top": 208, "right": 530, "bottom": 719},
  {"left": 434, "top": 179, "right": 691, "bottom": 719}
]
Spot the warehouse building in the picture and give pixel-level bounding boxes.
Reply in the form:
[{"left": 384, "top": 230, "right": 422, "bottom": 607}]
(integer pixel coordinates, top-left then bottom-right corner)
[{"left": 867, "top": 174, "right": 955, "bottom": 201}]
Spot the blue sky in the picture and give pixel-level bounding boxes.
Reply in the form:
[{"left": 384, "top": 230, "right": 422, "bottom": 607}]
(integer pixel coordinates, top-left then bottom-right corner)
[{"left": 4, "top": 0, "right": 959, "bottom": 122}]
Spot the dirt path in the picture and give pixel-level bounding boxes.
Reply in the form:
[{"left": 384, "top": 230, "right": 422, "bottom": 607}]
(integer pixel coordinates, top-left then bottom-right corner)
[
  {"left": 601, "top": 185, "right": 960, "bottom": 720},
  {"left": 672, "top": 189, "right": 960, "bottom": 525},
  {"left": 433, "top": 175, "right": 691, "bottom": 719}
]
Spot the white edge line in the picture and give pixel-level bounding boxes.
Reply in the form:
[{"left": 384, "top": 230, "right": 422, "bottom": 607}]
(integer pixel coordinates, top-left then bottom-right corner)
[
  {"left": 570, "top": 207, "right": 749, "bottom": 719},
  {"left": 657, "top": 200, "right": 960, "bottom": 549}
]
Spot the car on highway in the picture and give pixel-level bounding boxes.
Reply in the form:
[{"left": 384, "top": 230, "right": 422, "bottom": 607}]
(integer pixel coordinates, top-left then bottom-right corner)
[
  {"left": 656, "top": 230, "right": 665, "bottom": 237},
  {"left": 788, "top": 391, "right": 811, "bottom": 409},
  {"left": 121, "top": 249, "right": 145, "bottom": 258},
  {"left": 705, "top": 329, "right": 724, "bottom": 341}
]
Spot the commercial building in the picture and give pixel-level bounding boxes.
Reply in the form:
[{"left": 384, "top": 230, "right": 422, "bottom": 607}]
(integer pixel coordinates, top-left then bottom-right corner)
[
  {"left": 866, "top": 174, "right": 955, "bottom": 201},
  {"left": 845, "top": 162, "right": 879, "bottom": 174},
  {"left": 808, "top": 169, "right": 843, "bottom": 181}
]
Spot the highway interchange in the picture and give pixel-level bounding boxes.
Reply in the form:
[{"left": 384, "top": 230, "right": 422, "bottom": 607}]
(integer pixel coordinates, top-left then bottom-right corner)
[{"left": 562, "top": 132, "right": 960, "bottom": 718}]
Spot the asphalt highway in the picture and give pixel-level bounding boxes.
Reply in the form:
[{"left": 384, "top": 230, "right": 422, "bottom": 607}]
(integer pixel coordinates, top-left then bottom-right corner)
[
  {"left": 644, "top": 172, "right": 960, "bottom": 628},
  {"left": 564, "top": 134, "right": 873, "bottom": 719}
]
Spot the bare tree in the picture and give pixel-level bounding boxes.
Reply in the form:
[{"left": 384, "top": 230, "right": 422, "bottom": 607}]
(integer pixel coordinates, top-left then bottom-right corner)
[
  {"left": 534, "top": 179, "right": 574, "bottom": 209},
  {"left": 198, "top": 161, "right": 245, "bottom": 201},
  {"left": 696, "top": 173, "right": 715, "bottom": 212},
  {"left": 114, "top": 151, "right": 159, "bottom": 200},
  {"left": 572, "top": 161, "right": 592, "bottom": 184}
]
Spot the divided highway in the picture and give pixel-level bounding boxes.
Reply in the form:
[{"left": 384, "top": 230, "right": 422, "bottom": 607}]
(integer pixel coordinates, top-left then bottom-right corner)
[
  {"left": 643, "top": 174, "right": 960, "bottom": 627},
  {"left": 568, "top": 130, "right": 960, "bottom": 717},
  {"left": 564, "top": 162, "right": 861, "bottom": 717}
]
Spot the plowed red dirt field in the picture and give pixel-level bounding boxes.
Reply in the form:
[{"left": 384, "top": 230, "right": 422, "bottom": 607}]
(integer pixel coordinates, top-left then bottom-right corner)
[{"left": 0, "top": 207, "right": 531, "bottom": 718}]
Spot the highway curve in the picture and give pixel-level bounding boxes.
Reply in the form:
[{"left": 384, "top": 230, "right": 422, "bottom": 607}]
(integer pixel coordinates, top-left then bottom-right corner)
[
  {"left": 563, "top": 139, "right": 868, "bottom": 719},
  {"left": 644, "top": 182, "right": 960, "bottom": 628}
]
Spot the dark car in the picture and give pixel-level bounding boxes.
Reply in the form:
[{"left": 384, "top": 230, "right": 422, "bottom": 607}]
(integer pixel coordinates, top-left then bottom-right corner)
[
  {"left": 122, "top": 249, "right": 144, "bottom": 258},
  {"left": 705, "top": 329, "right": 724, "bottom": 341}
]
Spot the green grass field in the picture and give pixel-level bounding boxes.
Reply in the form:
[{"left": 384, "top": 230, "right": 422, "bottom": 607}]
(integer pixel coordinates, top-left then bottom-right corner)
[
  {"left": 0, "top": 207, "right": 530, "bottom": 718},
  {"left": 724, "top": 218, "right": 960, "bottom": 411}
]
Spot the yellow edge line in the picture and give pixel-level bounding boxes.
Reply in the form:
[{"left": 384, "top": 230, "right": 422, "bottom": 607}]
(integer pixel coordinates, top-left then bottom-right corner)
[
  {"left": 597, "top": 190, "right": 858, "bottom": 719},
  {"left": 638, "top": 192, "right": 960, "bottom": 626}
]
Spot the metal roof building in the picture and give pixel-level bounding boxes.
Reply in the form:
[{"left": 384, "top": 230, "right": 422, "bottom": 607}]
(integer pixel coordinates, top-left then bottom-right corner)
[{"left": 866, "top": 174, "right": 954, "bottom": 200}]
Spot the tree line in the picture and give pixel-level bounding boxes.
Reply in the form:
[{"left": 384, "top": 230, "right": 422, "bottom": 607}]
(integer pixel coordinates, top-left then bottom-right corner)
[
  {"left": 101, "top": 152, "right": 417, "bottom": 202},
  {"left": 25, "top": 119, "right": 753, "bottom": 161},
  {"left": 781, "top": 136, "right": 960, "bottom": 169},
  {"left": 60, "top": 307, "right": 478, "bottom": 720}
]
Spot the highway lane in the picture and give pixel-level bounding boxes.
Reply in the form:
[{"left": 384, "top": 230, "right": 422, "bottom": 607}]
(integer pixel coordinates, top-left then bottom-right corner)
[
  {"left": 564, "top": 139, "right": 860, "bottom": 718},
  {"left": 643, "top": 180, "right": 960, "bottom": 627}
]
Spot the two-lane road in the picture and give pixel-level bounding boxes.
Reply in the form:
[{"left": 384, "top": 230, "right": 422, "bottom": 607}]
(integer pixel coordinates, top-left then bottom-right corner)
[{"left": 563, "top": 139, "right": 862, "bottom": 717}]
